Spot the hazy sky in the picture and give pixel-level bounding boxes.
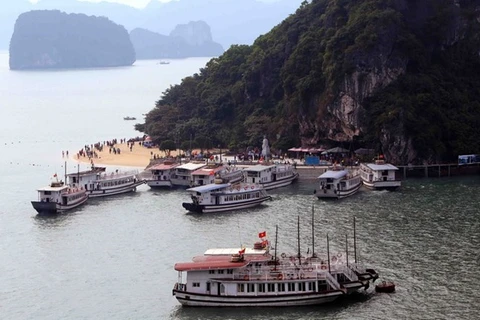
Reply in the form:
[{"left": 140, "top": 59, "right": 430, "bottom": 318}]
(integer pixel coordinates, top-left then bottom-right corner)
[{"left": 29, "top": 0, "right": 279, "bottom": 9}]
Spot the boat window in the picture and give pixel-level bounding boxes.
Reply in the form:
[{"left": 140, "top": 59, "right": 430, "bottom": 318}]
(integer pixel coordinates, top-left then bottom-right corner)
[
  {"left": 267, "top": 283, "right": 275, "bottom": 292},
  {"left": 192, "top": 282, "right": 200, "bottom": 287},
  {"left": 247, "top": 283, "right": 255, "bottom": 293},
  {"left": 287, "top": 283, "right": 295, "bottom": 292},
  {"left": 218, "top": 270, "right": 224, "bottom": 274},
  {"left": 308, "top": 281, "right": 316, "bottom": 291},
  {"left": 237, "top": 283, "right": 245, "bottom": 292},
  {"left": 208, "top": 270, "right": 215, "bottom": 274},
  {"left": 277, "top": 283, "right": 285, "bottom": 292},
  {"left": 44, "top": 191, "right": 51, "bottom": 195},
  {"left": 258, "top": 283, "right": 266, "bottom": 293},
  {"left": 227, "top": 269, "right": 233, "bottom": 274},
  {"left": 298, "top": 282, "right": 306, "bottom": 291}
]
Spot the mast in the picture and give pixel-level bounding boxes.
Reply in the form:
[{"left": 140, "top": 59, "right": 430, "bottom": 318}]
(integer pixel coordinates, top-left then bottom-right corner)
[
  {"left": 345, "top": 234, "right": 349, "bottom": 267},
  {"left": 353, "top": 216, "right": 357, "bottom": 264},
  {"left": 297, "top": 215, "right": 301, "bottom": 265},
  {"left": 274, "top": 225, "right": 278, "bottom": 271},
  {"left": 327, "top": 233, "right": 331, "bottom": 274},
  {"left": 311, "top": 204, "right": 316, "bottom": 258},
  {"left": 77, "top": 163, "right": 80, "bottom": 188},
  {"left": 64, "top": 161, "right": 67, "bottom": 184}
]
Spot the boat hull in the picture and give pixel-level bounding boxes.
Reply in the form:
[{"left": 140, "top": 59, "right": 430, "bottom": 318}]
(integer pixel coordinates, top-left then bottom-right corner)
[
  {"left": 87, "top": 180, "right": 145, "bottom": 198},
  {"left": 146, "top": 180, "right": 173, "bottom": 188},
  {"left": 173, "top": 289, "right": 343, "bottom": 307},
  {"left": 31, "top": 195, "right": 88, "bottom": 214},
  {"left": 316, "top": 182, "right": 361, "bottom": 199},
  {"left": 182, "top": 196, "right": 272, "bottom": 213},
  {"left": 361, "top": 180, "right": 401, "bottom": 190}
]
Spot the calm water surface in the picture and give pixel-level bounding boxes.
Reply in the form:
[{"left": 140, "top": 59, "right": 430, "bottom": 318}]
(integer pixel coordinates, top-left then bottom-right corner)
[{"left": 1, "top": 51, "right": 480, "bottom": 319}]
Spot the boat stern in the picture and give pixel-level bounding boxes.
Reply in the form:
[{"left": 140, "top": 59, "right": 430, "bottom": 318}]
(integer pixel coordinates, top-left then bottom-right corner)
[
  {"left": 31, "top": 201, "right": 58, "bottom": 214},
  {"left": 182, "top": 202, "right": 204, "bottom": 213}
]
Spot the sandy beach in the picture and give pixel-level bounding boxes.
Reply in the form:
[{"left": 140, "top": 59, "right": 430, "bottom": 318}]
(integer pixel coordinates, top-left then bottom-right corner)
[{"left": 74, "top": 142, "right": 166, "bottom": 168}]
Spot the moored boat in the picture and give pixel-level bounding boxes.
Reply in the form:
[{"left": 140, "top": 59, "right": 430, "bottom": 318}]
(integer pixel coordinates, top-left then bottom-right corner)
[
  {"left": 190, "top": 164, "right": 244, "bottom": 187},
  {"left": 375, "top": 281, "right": 395, "bottom": 293},
  {"left": 182, "top": 182, "right": 272, "bottom": 213},
  {"left": 145, "top": 161, "right": 179, "bottom": 188},
  {"left": 170, "top": 162, "right": 208, "bottom": 187},
  {"left": 67, "top": 165, "right": 145, "bottom": 198},
  {"left": 31, "top": 179, "right": 88, "bottom": 214},
  {"left": 360, "top": 159, "right": 401, "bottom": 190},
  {"left": 243, "top": 163, "right": 299, "bottom": 190},
  {"left": 172, "top": 221, "right": 379, "bottom": 307},
  {"left": 314, "top": 166, "right": 362, "bottom": 199}
]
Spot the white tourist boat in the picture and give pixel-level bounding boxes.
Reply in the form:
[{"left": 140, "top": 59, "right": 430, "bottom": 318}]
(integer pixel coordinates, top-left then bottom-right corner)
[
  {"left": 190, "top": 164, "right": 244, "bottom": 187},
  {"left": 243, "top": 163, "right": 299, "bottom": 190},
  {"left": 170, "top": 162, "right": 208, "bottom": 187},
  {"left": 145, "top": 161, "right": 179, "bottom": 188},
  {"left": 182, "top": 182, "right": 272, "bottom": 213},
  {"left": 31, "top": 179, "right": 88, "bottom": 214},
  {"left": 314, "top": 166, "right": 362, "bottom": 199},
  {"left": 360, "top": 160, "right": 401, "bottom": 190},
  {"left": 172, "top": 225, "right": 379, "bottom": 307},
  {"left": 67, "top": 166, "right": 145, "bottom": 198}
]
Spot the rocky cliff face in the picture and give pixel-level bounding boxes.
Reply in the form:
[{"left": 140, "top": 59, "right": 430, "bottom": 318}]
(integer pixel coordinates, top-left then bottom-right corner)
[
  {"left": 169, "top": 21, "right": 213, "bottom": 46},
  {"left": 9, "top": 10, "right": 135, "bottom": 70},
  {"left": 130, "top": 22, "right": 223, "bottom": 59},
  {"left": 298, "top": 0, "right": 480, "bottom": 164}
]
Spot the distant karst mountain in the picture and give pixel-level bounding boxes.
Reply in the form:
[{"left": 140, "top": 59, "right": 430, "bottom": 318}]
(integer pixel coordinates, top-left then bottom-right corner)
[
  {"left": 130, "top": 21, "right": 224, "bottom": 59},
  {"left": 9, "top": 10, "right": 136, "bottom": 70},
  {"left": 0, "top": 0, "right": 303, "bottom": 50}
]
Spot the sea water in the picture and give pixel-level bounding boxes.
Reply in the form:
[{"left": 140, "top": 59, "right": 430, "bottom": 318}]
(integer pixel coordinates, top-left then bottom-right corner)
[{"left": 1, "top": 51, "right": 480, "bottom": 319}]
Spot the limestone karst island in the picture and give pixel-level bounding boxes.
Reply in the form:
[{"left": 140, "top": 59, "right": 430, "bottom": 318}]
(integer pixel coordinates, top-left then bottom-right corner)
[{"left": 9, "top": 10, "right": 136, "bottom": 70}]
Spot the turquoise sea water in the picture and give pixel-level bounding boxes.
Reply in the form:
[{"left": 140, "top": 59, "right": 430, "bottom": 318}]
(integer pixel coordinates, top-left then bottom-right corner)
[{"left": 1, "top": 51, "right": 480, "bottom": 319}]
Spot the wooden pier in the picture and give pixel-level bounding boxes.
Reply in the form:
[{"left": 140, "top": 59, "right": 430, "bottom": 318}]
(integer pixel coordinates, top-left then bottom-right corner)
[{"left": 396, "top": 163, "right": 480, "bottom": 179}]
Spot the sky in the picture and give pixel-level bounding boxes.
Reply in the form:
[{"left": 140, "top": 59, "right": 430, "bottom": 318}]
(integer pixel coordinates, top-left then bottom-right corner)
[{"left": 28, "top": 0, "right": 279, "bottom": 9}]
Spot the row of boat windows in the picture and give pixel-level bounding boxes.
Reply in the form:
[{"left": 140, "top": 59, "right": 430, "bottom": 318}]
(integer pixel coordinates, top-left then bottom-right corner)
[
  {"left": 223, "top": 193, "right": 261, "bottom": 201},
  {"left": 189, "top": 281, "right": 329, "bottom": 293},
  {"left": 209, "top": 270, "right": 234, "bottom": 274},
  {"left": 96, "top": 179, "right": 133, "bottom": 187}
]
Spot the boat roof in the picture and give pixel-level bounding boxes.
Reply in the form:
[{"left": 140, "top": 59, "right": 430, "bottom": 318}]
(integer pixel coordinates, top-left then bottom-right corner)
[
  {"left": 176, "top": 162, "right": 207, "bottom": 170},
  {"left": 37, "top": 185, "right": 68, "bottom": 192},
  {"left": 363, "top": 163, "right": 399, "bottom": 171},
  {"left": 187, "top": 183, "right": 230, "bottom": 193},
  {"left": 66, "top": 166, "right": 106, "bottom": 177},
  {"left": 148, "top": 163, "right": 179, "bottom": 170},
  {"left": 244, "top": 164, "right": 276, "bottom": 172},
  {"left": 175, "top": 250, "right": 270, "bottom": 271},
  {"left": 192, "top": 166, "right": 223, "bottom": 176},
  {"left": 318, "top": 169, "right": 348, "bottom": 179}
]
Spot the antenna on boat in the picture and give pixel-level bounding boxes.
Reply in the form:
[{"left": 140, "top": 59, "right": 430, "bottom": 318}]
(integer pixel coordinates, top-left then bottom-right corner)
[
  {"left": 297, "top": 215, "right": 301, "bottom": 265},
  {"left": 311, "top": 204, "right": 316, "bottom": 258},
  {"left": 64, "top": 161, "right": 67, "bottom": 184},
  {"left": 327, "top": 233, "right": 331, "bottom": 274},
  {"left": 274, "top": 225, "right": 278, "bottom": 271},
  {"left": 353, "top": 216, "right": 357, "bottom": 264},
  {"left": 345, "top": 234, "right": 349, "bottom": 267}
]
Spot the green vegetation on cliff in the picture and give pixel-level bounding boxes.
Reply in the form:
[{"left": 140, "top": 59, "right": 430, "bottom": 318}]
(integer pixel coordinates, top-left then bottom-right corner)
[
  {"left": 138, "top": 0, "right": 480, "bottom": 164},
  {"left": 9, "top": 10, "right": 135, "bottom": 70}
]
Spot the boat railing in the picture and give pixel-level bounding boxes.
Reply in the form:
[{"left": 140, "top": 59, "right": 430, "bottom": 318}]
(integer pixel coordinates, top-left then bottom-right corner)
[
  {"left": 324, "top": 271, "right": 342, "bottom": 291},
  {"left": 341, "top": 265, "right": 359, "bottom": 282},
  {"left": 97, "top": 170, "right": 139, "bottom": 180}
]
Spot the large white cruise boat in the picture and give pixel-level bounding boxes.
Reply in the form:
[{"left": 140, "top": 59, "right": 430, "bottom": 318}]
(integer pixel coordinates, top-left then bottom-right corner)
[
  {"left": 145, "top": 161, "right": 179, "bottom": 188},
  {"left": 31, "top": 179, "right": 88, "bottom": 214},
  {"left": 314, "top": 166, "right": 362, "bottom": 199},
  {"left": 360, "top": 160, "right": 401, "bottom": 190},
  {"left": 172, "top": 226, "right": 379, "bottom": 307},
  {"left": 243, "top": 163, "right": 298, "bottom": 190},
  {"left": 190, "top": 164, "right": 244, "bottom": 187},
  {"left": 67, "top": 166, "right": 145, "bottom": 198},
  {"left": 182, "top": 182, "right": 271, "bottom": 213},
  {"left": 170, "top": 162, "right": 208, "bottom": 187}
]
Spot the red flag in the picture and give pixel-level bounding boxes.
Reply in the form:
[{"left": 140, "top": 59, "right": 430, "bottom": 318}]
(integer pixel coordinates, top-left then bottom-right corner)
[
  {"left": 238, "top": 248, "right": 246, "bottom": 255},
  {"left": 258, "top": 231, "right": 266, "bottom": 238},
  {"left": 53, "top": 173, "right": 57, "bottom": 177}
]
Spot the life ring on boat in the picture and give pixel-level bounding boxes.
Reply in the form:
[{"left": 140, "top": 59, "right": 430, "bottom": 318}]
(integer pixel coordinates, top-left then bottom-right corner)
[
  {"left": 244, "top": 275, "right": 249, "bottom": 281},
  {"left": 244, "top": 186, "right": 248, "bottom": 190},
  {"left": 308, "top": 267, "right": 313, "bottom": 272},
  {"left": 337, "top": 253, "right": 342, "bottom": 258},
  {"left": 332, "top": 256, "right": 337, "bottom": 263},
  {"left": 321, "top": 265, "right": 327, "bottom": 270},
  {"left": 251, "top": 185, "right": 254, "bottom": 189},
  {"left": 277, "top": 274, "right": 283, "bottom": 280},
  {"left": 281, "top": 253, "right": 287, "bottom": 258}
]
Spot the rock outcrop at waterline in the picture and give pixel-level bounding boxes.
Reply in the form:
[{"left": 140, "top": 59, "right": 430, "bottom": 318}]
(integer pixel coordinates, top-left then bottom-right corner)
[{"left": 9, "top": 10, "right": 135, "bottom": 70}]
